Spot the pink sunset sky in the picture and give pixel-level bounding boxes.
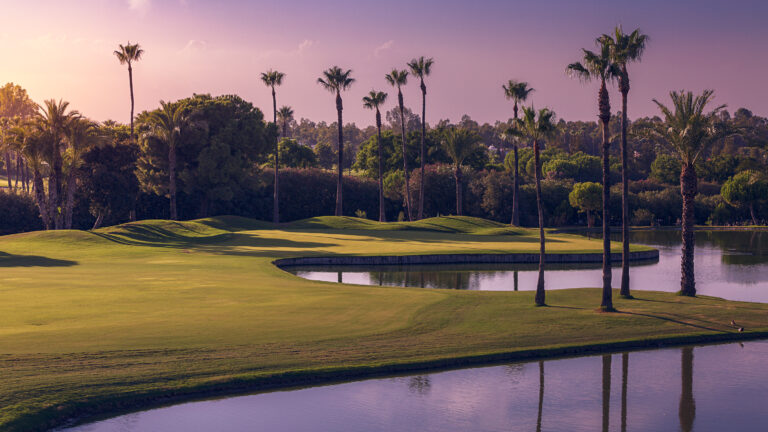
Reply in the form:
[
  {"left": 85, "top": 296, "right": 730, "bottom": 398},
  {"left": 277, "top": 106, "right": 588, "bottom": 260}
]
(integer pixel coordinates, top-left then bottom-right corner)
[{"left": 2, "top": 0, "right": 766, "bottom": 126}]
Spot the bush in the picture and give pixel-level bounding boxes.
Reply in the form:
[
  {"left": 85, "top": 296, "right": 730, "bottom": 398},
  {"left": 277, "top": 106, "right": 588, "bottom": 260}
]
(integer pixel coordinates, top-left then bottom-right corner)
[
  {"left": 0, "top": 191, "right": 42, "bottom": 234},
  {"left": 632, "top": 208, "right": 655, "bottom": 226}
]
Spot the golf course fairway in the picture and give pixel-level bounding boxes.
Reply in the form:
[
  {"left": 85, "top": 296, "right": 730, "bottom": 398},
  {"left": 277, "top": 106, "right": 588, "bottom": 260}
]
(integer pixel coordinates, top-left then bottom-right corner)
[{"left": 1, "top": 215, "right": 767, "bottom": 431}]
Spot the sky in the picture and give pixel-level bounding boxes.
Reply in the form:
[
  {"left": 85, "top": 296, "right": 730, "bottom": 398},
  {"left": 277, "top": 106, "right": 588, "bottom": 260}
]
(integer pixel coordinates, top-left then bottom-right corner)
[{"left": 1, "top": 0, "right": 767, "bottom": 127}]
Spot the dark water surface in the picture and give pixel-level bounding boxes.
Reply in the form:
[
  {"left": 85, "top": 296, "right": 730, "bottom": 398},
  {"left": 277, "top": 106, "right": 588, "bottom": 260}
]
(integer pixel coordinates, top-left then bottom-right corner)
[
  {"left": 286, "top": 230, "right": 768, "bottom": 303},
  {"left": 66, "top": 340, "right": 768, "bottom": 432}
]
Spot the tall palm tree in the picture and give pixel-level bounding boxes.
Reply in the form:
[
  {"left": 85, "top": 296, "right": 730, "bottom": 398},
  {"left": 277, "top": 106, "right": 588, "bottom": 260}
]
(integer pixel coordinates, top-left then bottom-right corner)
[
  {"left": 502, "top": 80, "right": 534, "bottom": 226},
  {"left": 14, "top": 122, "right": 51, "bottom": 228},
  {"left": 385, "top": 69, "right": 413, "bottom": 221},
  {"left": 514, "top": 107, "right": 557, "bottom": 306},
  {"left": 407, "top": 56, "right": 434, "bottom": 220},
  {"left": 63, "top": 117, "right": 101, "bottom": 229},
  {"left": 36, "top": 99, "right": 79, "bottom": 229},
  {"left": 144, "top": 100, "right": 189, "bottom": 221},
  {"left": 261, "top": 69, "right": 285, "bottom": 224},
  {"left": 277, "top": 105, "right": 294, "bottom": 137},
  {"left": 363, "top": 90, "right": 389, "bottom": 222},
  {"left": 113, "top": 42, "right": 144, "bottom": 144},
  {"left": 567, "top": 39, "right": 620, "bottom": 311},
  {"left": 644, "top": 90, "right": 729, "bottom": 296},
  {"left": 603, "top": 26, "right": 649, "bottom": 299},
  {"left": 318, "top": 66, "right": 355, "bottom": 216},
  {"left": 441, "top": 127, "right": 481, "bottom": 216}
]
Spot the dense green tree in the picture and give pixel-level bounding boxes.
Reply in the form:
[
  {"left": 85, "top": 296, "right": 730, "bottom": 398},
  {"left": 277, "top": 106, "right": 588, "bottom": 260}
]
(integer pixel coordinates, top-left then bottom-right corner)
[
  {"left": 502, "top": 80, "right": 534, "bottom": 226},
  {"left": 385, "top": 68, "right": 413, "bottom": 221},
  {"left": 650, "top": 153, "right": 681, "bottom": 184},
  {"left": 362, "top": 90, "right": 389, "bottom": 222},
  {"left": 569, "top": 182, "right": 603, "bottom": 228},
  {"left": 63, "top": 117, "right": 102, "bottom": 228},
  {"left": 721, "top": 170, "right": 767, "bottom": 225},
  {"left": 317, "top": 66, "right": 354, "bottom": 216},
  {"left": 567, "top": 37, "right": 620, "bottom": 311},
  {"left": 603, "top": 26, "right": 649, "bottom": 298},
  {"left": 441, "top": 127, "right": 482, "bottom": 215},
  {"left": 113, "top": 42, "right": 144, "bottom": 144},
  {"left": 407, "top": 56, "right": 434, "bottom": 219},
  {"left": 314, "top": 141, "right": 336, "bottom": 170},
  {"left": 514, "top": 106, "right": 557, "bottom": 306},
  {"left": 643, "top": 90, "right": 732, "bottom": 296},
  {"left": 273, "top": 138, "right": 316, "bottom": 168},
  {"left": 80, "top": 139, "right": 139, "bottom": 228}
]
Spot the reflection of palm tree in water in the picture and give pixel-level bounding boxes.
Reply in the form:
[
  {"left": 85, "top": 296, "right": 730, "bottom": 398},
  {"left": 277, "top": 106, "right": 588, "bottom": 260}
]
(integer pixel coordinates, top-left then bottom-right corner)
[
  {"left": 602, "top": 355, "right": 611, "bottom": 432},
  {"left": 408, "top": 375, "right": 431, "bottom": 395},
  {"left": 679, "top": 347, "right": 696, "bottom": 432},
  {"left": 513, "top": 271, "right": 519, "bottom": 291},
  {"left": 621, "top": 353, "right": 628, "bottom": 432},
  {"left": 536, "top": 361, "right": 544, "bottom": 432}
]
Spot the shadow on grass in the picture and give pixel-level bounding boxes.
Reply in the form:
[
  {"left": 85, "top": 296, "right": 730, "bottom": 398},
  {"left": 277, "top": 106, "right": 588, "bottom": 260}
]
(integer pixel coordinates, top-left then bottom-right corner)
[{"left": 0, "top": 251, "right": 77, "bottom": 267}]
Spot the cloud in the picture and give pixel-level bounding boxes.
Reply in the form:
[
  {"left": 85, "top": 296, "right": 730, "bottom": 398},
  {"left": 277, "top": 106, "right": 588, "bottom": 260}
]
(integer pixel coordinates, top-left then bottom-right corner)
[
  {"left": 128, "top": 0, "right": 150, "bottom": 11},
  {"left": 374, "top": 40, "right": 394, "bottom": 57},
  {"left": 295, "top": 39, "right": 315, "bottom": 55},
  {"left": 180, "top": 39, "right": 207, "bottom": 54},
  {"left": 254, "top": 39, "right": 317, "bottom": 61}
]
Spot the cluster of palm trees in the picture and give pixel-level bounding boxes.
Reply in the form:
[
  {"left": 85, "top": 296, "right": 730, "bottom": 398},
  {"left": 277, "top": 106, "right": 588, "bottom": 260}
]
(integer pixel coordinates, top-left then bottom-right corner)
[{"left": 1, "top": 98, "right": 101, "bottom": 230}]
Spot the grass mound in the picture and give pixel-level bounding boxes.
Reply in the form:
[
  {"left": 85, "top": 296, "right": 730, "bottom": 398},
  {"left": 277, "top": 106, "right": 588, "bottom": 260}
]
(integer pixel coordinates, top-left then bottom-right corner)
[{"left": 288, "top": 215, "right": 525, "bottom": 235}]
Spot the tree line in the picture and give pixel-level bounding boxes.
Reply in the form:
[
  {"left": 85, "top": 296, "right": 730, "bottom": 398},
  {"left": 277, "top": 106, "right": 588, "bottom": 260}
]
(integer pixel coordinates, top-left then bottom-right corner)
[{"left": 1, "top": 28, "right": 767, "bottom": 309}]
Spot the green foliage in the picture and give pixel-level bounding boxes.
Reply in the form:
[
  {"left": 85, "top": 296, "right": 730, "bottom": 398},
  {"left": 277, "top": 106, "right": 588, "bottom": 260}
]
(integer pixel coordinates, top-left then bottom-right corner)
[
  {"left": 650, "top": 153, "right": 681, "bottom": 184},
  {"left": 270, "top": 138, "right": 316, "bottom": 168},
  {"left": 721, "top": 170, "right": 767, "bottom": 207},
  {"left": 569, "top": 182, "right": 603, "bottom": 213},
  {"left": 631, "top": 208, "right": 655, "bottom": 226}
]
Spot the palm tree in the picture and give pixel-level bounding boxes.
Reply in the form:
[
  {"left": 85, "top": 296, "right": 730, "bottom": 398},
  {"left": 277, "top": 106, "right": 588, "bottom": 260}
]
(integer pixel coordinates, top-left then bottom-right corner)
[
  {"left": 113, "top": 42, "right": 144, "bottom": 144},
  {"left": 407, "top": 56, "right": 434, "bottom": 220},
  {"left": 567, "top": 39, "right": 620, "bottom": 311},
  {"left": 363, "top": 90, "right": 389, "bottom": 222},
  {"left": 441, "top": 127, "right": 481, "bottom": 216},
  {"left": 13, "top": 122, "right": 51, "bottom": 228},
  {"left": 644, "top": 90, "right": 729, "bottom": 296},
  {"left": 603, "top": 27, "right": 649, "bottom": 299},
  {"left": 317, "top": 66, "right": 355, "bottom": 216},
  {"left": 36, "top": 99, "right": 79, "bottom": 229},
  {"left": 144, "top": 100, "right": 189, "bottom": 221},
  {"left": 63, "top": 117, "right": 101, "bottom": 229},
  {"left": 514, "top": 107, "right": 557, "bottom": 306},
  {"left": 277, "top": 105, "right": 294, "bottom": 137},
  {"left": 385, "top": 68, "right": 413, "bottom": 221},
  {"left": 261, "top": 69, "right": 285, "bottom": 224},
  {"left": 502, "top": 80, "right": 534, "bottom": 226}
]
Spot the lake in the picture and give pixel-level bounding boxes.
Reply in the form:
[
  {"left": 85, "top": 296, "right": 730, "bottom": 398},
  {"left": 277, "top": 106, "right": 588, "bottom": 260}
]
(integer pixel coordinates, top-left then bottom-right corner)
[{"left": 285, "top": 230, "right": 768, "bottom": 303}]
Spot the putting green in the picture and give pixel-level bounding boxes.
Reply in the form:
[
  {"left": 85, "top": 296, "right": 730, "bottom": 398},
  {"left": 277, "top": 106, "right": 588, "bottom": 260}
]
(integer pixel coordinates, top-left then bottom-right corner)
[{"left": 1, "top": 216, "right": 766, "bottom": 431}]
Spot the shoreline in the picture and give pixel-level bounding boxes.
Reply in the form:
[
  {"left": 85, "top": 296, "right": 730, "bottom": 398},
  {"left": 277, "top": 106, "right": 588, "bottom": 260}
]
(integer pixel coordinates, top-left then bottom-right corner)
[
  {"left": 273, "top": 250, "right": 659, "bottom": 267},
  {"left": 51, "top": 329, "right": 767, "bottom": 431}
]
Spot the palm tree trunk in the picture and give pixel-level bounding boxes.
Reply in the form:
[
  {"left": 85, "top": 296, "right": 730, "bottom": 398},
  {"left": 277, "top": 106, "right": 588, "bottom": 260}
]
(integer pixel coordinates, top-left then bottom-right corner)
[
  {"left": 129, "top": 64, "right": 135, "bottom": 144},
  {"left": 64, "top": 167, "right": 77, "bottom": 229},
  {"left": 169, "top": 141, "right": 177, "bottom": 220},
  {"left": 272, "top": 87, "right": 279, "bottom": 224},
  {"left": 418, "top": 81, "right": 426, "bottom": 220},
  {"left": 377, "top": 110, "right": 386, "bottom": 222},
  {"left": 5, "top": 151, "right": 13, "bottom": 190},
  {"left": 399, "top": 90, "right": 412, "bottom": 221},
  {"left": 599, "top": 80, "right": 613, "bottom": 311},
  {"left": 511, "top": 103, "right": 520, "bottom": 226},
  {"left": 32, "top": 170, "right": 50, "bottom": 230},
  {"left": 620, "top": 85, "right": 631, "bottom": 298},
  {"left": 533, "top": 139, "right": 546, "bottom": 306},
  {"left": 454, "top": 165, "right": 462, "bottom": 216},
  {"left": 680, "top": 162, "right": 697, "bottom": 296},
  {"left": 335, "top": 92, "right": 344, "bottom": 216},
  {"left": 587, "top": 210, "right": 593, "bottom": 228},
  {"left": 50, "top": 137, "right": 62, "bottom": 229}
]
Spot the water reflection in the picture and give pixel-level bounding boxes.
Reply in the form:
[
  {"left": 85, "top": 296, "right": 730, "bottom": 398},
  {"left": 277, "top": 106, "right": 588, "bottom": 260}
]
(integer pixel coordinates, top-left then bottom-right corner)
[
  {"left": 69, "top": 341, "right": 768, "bottom": 432},
  {"left": 285, "top": 230, "right": 768, "bottom": 303}
]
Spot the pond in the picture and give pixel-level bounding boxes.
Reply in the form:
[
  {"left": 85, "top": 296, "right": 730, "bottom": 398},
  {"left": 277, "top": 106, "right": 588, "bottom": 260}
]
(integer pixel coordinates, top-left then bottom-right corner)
[
  {"left": 284, "top": 230, "right": 768, "bottom": 303},
  {"left": 65, "top": 340, "right": 768, "bottom": 432}
]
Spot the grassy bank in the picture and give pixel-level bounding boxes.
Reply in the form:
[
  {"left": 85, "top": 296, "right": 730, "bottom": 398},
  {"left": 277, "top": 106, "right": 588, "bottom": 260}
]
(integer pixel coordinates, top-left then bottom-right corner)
[{"left": 1, "top": 216, "right": 766, "bottom": 431}]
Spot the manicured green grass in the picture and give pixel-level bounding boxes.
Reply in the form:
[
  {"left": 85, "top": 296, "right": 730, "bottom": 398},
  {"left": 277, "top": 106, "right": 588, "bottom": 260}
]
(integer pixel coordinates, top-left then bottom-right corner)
[{"left": 0, "top": 216, "right": 766, "bottom": 431}]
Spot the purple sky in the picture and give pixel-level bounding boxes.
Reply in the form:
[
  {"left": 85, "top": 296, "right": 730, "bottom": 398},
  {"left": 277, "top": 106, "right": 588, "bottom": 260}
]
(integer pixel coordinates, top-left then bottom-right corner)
[{"left": 2, "top": 0, "right": 766, "bottom": 126}]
